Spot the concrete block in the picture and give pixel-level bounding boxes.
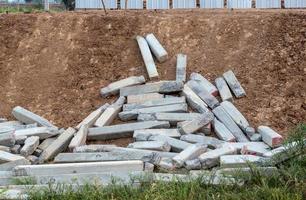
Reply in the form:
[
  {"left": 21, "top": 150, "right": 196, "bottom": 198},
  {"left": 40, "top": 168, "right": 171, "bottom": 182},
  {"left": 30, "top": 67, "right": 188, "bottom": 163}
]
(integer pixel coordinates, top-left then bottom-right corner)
[
  {"left": 37, "top": 137, "right": 57, "bottom": 151},
  {"left": 185, "top": 159, "right": 202, "bottom": 170},
  {"left": 123, "top": 96, "right": 185, "bottom": 111},
  {"left": 39, "top": 127, "right": 76, "bottom": 162},
  {"left": 223, "top": 70, "right": 246, "bottom": 98},
  {"left": 144, "top": 162, "right": 155, "bottom": 172},
  {"left": 134, "top": 129, "right": 181, "bottom": 139},
  {"left": 213, "top": 118, "right": 236, "bottom": 142},
  {"left": 187, "top": 80, "right": 219, "bottom": 109},
  {"left": 148, "top": 135, "right": 192, "bottom": 152},
  {"left": 216, "top": 167, "right": 278, "bottom": 177},
  {"left": 258, "top": 126, "right": 283, "bottom": 148},
  {"left": 68, "top": 125, "right": 88, "bottom": 151},
  {"left": 119, "top": 103, "right": 188, "bottom": 121},
  {"left": 88, "top": 121, "right": 170, "bottom": 140},
  {"left": 172, "top": 143, "right": 207, "bottom": 168},
  {"left": 220, "top": 101, "right": 250, "bottom": 131},
  {"left": 212, "top": 106, "right": 249, "bottom": 142},
  {"left": 250, "top": 133, "right": 262, "bottom": 142},
  {"left": 177, "top": 121, "right": 211, "bottom": 134},
  {"left": 10, "top": 145, "right": 21, "bottom": 154},
  {"left": 156, "top": 158, "right": 175, "bottom": 170},
  {"left": 180, "top": 134, "right": 225, "bottom": 149},
  {"left": 262, "top": 141, "right": 300, "bottom": 158},
  {"left": 120, "top": 81, "right": 183, "bottom": 96},
  {"left": 95, "top": 97, "right": 125, "bottom": 127},
  {"left": 26, "top": 155, "right": 39, "bottom": 164},
  {"left": 100, "top": 76, "right": 146, "bottom": 97},
  {"left": 215, "top": 77, "right": 233, "bottom": 102},
  {"left": 20, "top": 136, "right": 39, "bottom": 157},
  {"left": 198, "top": 145, "right": 237, "bottom": 169},
  {"left": 138, "top": 112, "right": 202, "bottom": 125},
  {"left": 76, "top": 103, "right": 110, "bottom": 129},
  {"left": 0, "top": 121, "right": 22, "bottom": 129},
  {"left": 127, "top": 93, "right": 164, "bottom": 104},
  {"left": 15, "top": 135, "right": 27, "bottom": 145},
  {"left": 145, "top": 33, "right": 168, "bottom": 63},
  {"left": 178, "top": 112, "right": 214, "bottom": 135},
  {"left": 13, "top": 161, "right": 144, "bottom": 176},
  {"left": 128, "top": 141, "right": 171, "bottom": 152},
  {"left": 73, "top": 144, "right": 117, "bottom": 153},
  {"left": 0, "top": 159, "right": 30, "bottom": 171},
  {"left": 14, "top": 127, "right": 59, "bottom": 140},
  {"left": 0, "top": 127, "right": 15, "bottom": 147},
  {"left": 220, "top": 155, "right": 264, "bottom": 168},
  {"left": 241, "top": 144, "right": 270, "bottom": 156},
  {"left": 11, "top": 106, "right": 57, "bottom": 128},
  {"left": 136, "top": 36, "right": 158, "bottom": 79},
  {"left": 181, "top": 84, "right": 209, "bottom": 113},
  {"left": 190, "top": 73, "right": 218, "bottom": 96},
  {"left": 0, "top": 150, "right": 25, "bottom": 163},
  {"left": 176, "top": 54, "right": 187, "bottom": 82}
]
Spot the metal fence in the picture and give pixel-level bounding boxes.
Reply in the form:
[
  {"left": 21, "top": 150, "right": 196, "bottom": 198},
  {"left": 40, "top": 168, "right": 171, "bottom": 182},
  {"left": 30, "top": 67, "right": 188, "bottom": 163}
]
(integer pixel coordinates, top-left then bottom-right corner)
[
  {"left": 120, "top": 0, "right": 143, "bottom": 9},
  {"left": 285, "top": 0, "right": 306, "bottom": 8},
  {"left": 200, "top": 0, "right": 224, "bottom": 8},
  {"left": 146, "top": 0, "right": 169, "bottom": 9},
  {"left": 227, "top": 0, "right": 252, "bottom": 8},
  {"left": 173, "top": 0, "right": 196, "bottom": 9},
  {"left": 256, "top": 0, "right": 281, "bottom": 8},
  {"left": 75, "top": 0, "right": 117, "bottom": 9}
]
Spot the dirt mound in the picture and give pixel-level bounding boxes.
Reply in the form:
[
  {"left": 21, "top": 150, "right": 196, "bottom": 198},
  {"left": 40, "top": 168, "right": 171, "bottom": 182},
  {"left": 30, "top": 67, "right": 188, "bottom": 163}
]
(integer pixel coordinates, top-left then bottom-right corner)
[{"left": 0, "top": 10, "right": 305, "bottom": 139}]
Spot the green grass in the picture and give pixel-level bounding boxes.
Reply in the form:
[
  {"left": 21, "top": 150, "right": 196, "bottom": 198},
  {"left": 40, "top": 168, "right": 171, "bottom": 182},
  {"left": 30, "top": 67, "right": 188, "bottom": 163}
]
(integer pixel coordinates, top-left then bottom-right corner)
[
  {"left": 27, "top": 124, "right": 306, "bottom": 200},
  {"left": 0, "top": 5, "right": 64, "bottom": 14}
]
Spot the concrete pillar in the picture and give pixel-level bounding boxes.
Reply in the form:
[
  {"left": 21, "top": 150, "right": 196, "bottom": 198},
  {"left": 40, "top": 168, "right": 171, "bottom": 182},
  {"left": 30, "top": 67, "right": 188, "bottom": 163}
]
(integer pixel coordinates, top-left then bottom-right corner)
[{"left": 145, "top": 33, "right": 168, "bottom": 63}]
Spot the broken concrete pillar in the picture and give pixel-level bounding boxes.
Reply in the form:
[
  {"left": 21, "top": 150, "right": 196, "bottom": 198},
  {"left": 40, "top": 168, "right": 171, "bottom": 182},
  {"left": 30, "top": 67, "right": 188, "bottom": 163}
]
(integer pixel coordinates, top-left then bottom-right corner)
[
  {"left": 10, "top": 145, "right": 21, "bottom": 154},
  {"left": 100, "top": 76, "right": 146, "bottom": 97},
  {"left": 88, "top": 121, "right": 170, "bottom": 140},
  {"left": 178, "top": 112, "right": 214, "bottom": 135},
  {"left": 0, "top": 121, "right": 22, "bottom": 128},
  {"left": 221, "top": 142, "right": 270, "bottom": 152},
  {"left": 73, "top": 145, "right": 117, "bottom": 153},
  {"left": 94, "top": 97, "right": 126, "bottom": 127},
  {"left": 0, "top": 146, "right": 10, "bottom": 152},
  {"left": 123, "top": 97, "right": 185, "bottom": 111},
  {"left": 68, "top": 125, "right": 88, "bottom": 151},
  {"left": 176, "top": 54, "right": 187, "bottom": 82},
  {"left": 148, "top": 135, "right": 192, "bottom": 152},
  {"left": 181, "top": 84, "right": 209, "bottom": 113},
  {"left": 0, "top": 150, "right": 26, "bottom": 163},
  {"left": 176, "top": 121, "right": 211, "bottom": 135},
  {"left": 220, "top": 155, "right": 265, "bottom": 168},
  {"left": 119, "top": 103, "right": 188, "bottom": 121},
  {"left": 120, "top": 81, "right": 183, "bottom": 96},
  {"left": 198, "top": 145, "right": 237, "bottom": 169},
  {"left": 0, "top": 159, "right": 30, "bottom": 171},
  {"left": 241, "top": 143, "right": 270, "bottom": 156},
  {"left": 76, "top": 103, "right": 110, "bottom": 129},
  {"left": 212, "top": 106, "right": 249, "bottom": 142},
  {"left": 172, "top": 143, "right": 207, "bottom": 168},
  {"left": 144, "top": 162, "right": 155, "bottom": 172},
  {"left": 215, "top": 77, "right": 233, "bottom": 102},
  {"left": 15, "top": 135, "right": 27, "bottom": 145},
  {"left": 20, "top": 136, "right": 39, "bottom": 157},
  {"left": 187, "top": 80, "right": 219, "bottom": 109},
  {"left": 0, "top": 118, "right": 7, "bottom": 122},
  {"left": 0, "top": 127, "right": 15, "bottom": 147},
  {"left": 127, "top": 93, "right": 164, "bottom": 104},
  {"left": 190, "top": 73, "right": 218, "bottom": 96},
  {"left": 26, "top": 155, "right": 39, "bottom": 164},
  {"left": 213, "top": 118, "right": 236, "bottom": 142},
  {"left": 39, "top": 127, "right": 76, "bottom": 162},
  {"left": 11, "top": 106, "right": 57, "bottom": 128},
  {"left": 128, "top": 141, "right": 171, "bottom": 152},
  {"left": 223, "top": 70, "right": 246, "bottom": 98},
  {"left": 180, "top": 134, "right": 225, "bottom": 149},
  {"left": 14, "top": 127, "right": 59, "bottom": 140},
  {"left": 258, "top": 126, "right": 283, "bottom": 148},
  {"left": 185, "top": 159, "right": 202, "bottom": 170},
  {"left": 220, "top": 101, "right": 250, "bottom": 131},
  {"left": 156, "top": 158, "right": 175, "bottom": 171},
  {"left": 13, "top": 161, "right": 145, "bottom": 176},
  {"left": 138, "top": 112, "right": 202, "bottom": 125},
  {"left": 145, "top": 33, "right": 168, "bottom": 63},
  {"left": 216, "top": 167, "right": 279, "bottom": 177},
  {"left": 134, "top": 129, "right": 181, "bottom": 139},
  {"left": 37, "top": 137, "right": 57, "bottom": 151},
  {"left": 136, "top": 36, "right": 158, "bottom": 79}
]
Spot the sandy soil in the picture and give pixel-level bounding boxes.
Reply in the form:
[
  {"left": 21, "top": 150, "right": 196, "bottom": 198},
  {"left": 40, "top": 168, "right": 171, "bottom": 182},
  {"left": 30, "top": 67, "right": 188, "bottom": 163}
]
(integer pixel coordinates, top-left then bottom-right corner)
[{"left": 0, "top": 10, "right": 305, "bottom": 144}]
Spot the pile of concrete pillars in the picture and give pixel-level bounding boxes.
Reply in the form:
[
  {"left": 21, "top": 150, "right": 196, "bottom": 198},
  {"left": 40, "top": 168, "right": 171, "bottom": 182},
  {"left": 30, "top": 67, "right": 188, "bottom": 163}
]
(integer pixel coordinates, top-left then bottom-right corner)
[{"left": 0, "top": 33, "right": 297, "bottom": 199}]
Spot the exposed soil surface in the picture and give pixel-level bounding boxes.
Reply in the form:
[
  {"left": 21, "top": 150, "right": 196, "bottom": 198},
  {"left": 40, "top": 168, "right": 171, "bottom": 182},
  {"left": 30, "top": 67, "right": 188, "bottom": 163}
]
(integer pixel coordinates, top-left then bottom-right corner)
[{"left": 0, "top": 10, "right": 305, "bottom": 143}]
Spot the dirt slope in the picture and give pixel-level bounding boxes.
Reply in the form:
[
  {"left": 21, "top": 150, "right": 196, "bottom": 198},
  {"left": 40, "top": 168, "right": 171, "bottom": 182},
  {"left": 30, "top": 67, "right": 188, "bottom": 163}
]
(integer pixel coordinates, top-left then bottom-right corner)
[{"left": 0, "top": 10, "right": 305, "bottom": 139}]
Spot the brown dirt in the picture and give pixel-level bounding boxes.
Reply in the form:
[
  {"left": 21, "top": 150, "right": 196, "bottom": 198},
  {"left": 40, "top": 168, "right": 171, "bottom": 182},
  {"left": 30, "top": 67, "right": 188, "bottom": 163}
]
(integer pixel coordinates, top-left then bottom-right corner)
[{"left": 0, "top": 10, "right": 305, "bottom": 143}]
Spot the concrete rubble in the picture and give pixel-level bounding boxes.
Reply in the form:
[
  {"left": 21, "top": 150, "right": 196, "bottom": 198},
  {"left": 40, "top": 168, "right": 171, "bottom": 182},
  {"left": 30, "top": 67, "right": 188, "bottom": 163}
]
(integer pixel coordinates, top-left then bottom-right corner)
[{"left": 0, "top": 36, "right": 297, "bottom": 192}]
